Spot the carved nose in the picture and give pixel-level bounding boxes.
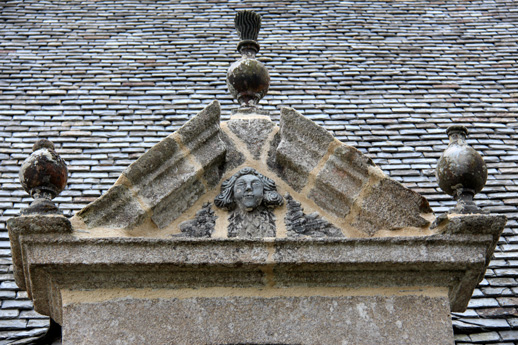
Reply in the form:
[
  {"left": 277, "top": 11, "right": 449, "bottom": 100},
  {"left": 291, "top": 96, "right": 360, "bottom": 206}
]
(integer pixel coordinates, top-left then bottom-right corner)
[{"left": 245, "top": 182, "right": 253, "bottom": 191}]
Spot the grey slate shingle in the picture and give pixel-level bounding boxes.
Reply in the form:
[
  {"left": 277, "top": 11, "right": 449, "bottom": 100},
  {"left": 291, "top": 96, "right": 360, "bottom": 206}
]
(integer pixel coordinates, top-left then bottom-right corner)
[{"left": 0, "top": 0, "right": 517, "bottom": 343}]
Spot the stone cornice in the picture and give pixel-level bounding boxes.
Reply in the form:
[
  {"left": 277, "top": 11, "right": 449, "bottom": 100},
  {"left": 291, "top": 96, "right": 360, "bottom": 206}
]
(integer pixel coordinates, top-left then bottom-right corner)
[{"left": 7, "top": 213, "right": 507, "bottom": 324}]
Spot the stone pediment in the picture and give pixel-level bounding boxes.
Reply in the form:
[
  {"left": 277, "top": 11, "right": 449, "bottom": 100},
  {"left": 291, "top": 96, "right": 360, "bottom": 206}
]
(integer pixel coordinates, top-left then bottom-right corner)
[{"left": 72, "top": 101, "right": 434, "bottom": 238}]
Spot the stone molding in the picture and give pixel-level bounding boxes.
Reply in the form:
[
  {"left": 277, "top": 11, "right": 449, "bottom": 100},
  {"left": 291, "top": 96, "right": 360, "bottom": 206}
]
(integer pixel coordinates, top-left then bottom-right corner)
[
  {"left": 70, "top": 105, "right": 435, "bottom": 238},
  {"left": 75, "top": 100, "right": 225, "bottom": 230},
  {"left": 7, "top": 213, "right": 506, "bottom": 325}
]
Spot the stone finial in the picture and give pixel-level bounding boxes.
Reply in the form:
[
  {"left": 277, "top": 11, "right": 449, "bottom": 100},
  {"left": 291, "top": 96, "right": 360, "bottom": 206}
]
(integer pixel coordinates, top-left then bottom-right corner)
[
  {"left": 235, "top": 10, "right": 261, "bottom": 54},
  {"left": 227, "top": 10, "right": 270, "bottom": 109},
  {"left": 19, "top": 139, "right": 68, "bottom": 215},
  {"left": 436, "top": 125, "right": 488, "bottom": 214}
]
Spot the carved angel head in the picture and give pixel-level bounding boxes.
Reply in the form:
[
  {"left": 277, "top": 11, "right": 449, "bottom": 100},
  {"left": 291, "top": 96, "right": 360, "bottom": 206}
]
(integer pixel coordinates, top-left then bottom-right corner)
[{"left": 214, "top": 167, "right": 283, "bottom": 212}]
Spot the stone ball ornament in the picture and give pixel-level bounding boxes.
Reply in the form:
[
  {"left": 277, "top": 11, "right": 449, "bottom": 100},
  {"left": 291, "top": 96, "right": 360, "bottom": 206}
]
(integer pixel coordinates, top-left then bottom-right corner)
[
  {"left": 19, "top": 139, "right": 68, "bottom": 215},
  {"left": 436, "top": 125, "right": 488, "bottom": 214},
  {"left": 227, "top": 58, "right": 270, "bottom": 108}
]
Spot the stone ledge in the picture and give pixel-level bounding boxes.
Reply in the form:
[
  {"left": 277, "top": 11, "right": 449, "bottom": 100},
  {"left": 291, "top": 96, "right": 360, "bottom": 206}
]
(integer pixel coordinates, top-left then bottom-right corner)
[
  {"left": 7, "top": 215, "right": 72, "bottom": 291},
  {"left": 7, "top": 213, "right": 505, "bottom": 324}
]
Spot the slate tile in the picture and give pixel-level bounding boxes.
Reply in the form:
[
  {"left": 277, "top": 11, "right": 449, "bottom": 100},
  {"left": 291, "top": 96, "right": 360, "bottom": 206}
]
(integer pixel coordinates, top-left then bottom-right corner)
[{"left": 2, "top": 0, "right": 518, "bottom": 343}]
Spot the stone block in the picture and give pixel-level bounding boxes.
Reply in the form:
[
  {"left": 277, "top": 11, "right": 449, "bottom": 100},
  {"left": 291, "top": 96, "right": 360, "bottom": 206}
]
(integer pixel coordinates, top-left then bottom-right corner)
[
  {"left": 7, "top": 216, "right": 72, "bottom": 235},
  {"left": 202, "top": 163, "right": 224, "bottom": 189},
  {"left": 62, "top": 292, "right": 454, "bottom": 345},
  {"left": 437, "top": 214, "right": 508, "bottom": 263},
  {"left": 309, "top": 144, "right": 374, "bottom": 218},
  {"left": 75, "top": 185, "right": 147, "bottom": 229},
  {"left": 469, "top": 331, "right": 502, "bottom": 342},
  {"left": 0, "top": 319, "right": 27, "bottom": 330},
  {"left": 7, "top": 215, "right": 72, "bottom": 290},
  {"left": 0, "top": 310, "right": 19, "bottom": 319},
  {"left": 219, "top": 130, "right": 246, "bottom": 172},
  {"left": 1, "top": 301, "right": 33, "bottom": 310},
  {"left": 177, "top": 100, "right": 226, "bottom": 187},
  {"left": 75, "top": 101, "right": 228, "bottom": 229},
  {"left": 150, "top": 178, "right": 206, "bottom": 228},
  {"left": 352, "top": 178, "right": 433, "bottom": 235},
  {"left": 122, "top": 136, "right": 182, "bottom": 188},
  {"left": 132, "top": 150, "right": 198, "bottom": 210},
  {"left": 176, "top": 100, "right": 220, "bottom": 148},
  {"left": 500, "top": 330, "right": 518, "bottom": 341},
  {"left": 275, "top": 107, "right": 334, "bottom": 191},
  {"left": 227, "top": 117, "right": 274, "bottom": 159}
]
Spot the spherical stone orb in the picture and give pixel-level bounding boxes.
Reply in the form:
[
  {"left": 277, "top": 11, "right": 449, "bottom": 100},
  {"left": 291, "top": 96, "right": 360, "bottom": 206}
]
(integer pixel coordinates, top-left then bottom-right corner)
[
  {"left": 227, "top": 57, "right": 270, "bottom": 107},
  {"left": 19, "top": 141, "right": 68, "bottom": 199},
  {"left": 436, "top": 126, "right": 487, "bottom": 196},
  {"left": 32, "top": 138, "right": 55, "bottom": 151}
]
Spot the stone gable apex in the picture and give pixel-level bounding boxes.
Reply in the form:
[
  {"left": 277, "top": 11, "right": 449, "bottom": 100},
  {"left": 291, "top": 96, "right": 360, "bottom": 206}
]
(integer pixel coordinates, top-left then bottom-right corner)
[{"left": 72, "top": 101, "right": 434, "bottom": 238}]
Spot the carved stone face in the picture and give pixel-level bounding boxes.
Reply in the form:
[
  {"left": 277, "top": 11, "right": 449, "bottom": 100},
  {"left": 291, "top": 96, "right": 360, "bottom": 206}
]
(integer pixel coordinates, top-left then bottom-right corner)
[{"left": 233, "top": 174, "right": 264, "bottom": 211}]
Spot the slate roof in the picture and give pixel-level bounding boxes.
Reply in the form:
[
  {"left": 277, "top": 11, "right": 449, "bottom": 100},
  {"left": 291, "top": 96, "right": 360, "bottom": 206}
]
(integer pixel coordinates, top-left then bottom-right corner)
[{"left": 0, "top": 0, "right": 517, "bottom": 343}]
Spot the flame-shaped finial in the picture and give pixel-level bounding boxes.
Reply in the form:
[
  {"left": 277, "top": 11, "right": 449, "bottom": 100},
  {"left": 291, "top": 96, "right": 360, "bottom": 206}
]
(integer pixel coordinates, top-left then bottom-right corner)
[
  {"left": 227, "top": 10, "right": 270, "bottom": 109},
  {"left": 235, "top": 10, "right": 261, "bottom": 42}
]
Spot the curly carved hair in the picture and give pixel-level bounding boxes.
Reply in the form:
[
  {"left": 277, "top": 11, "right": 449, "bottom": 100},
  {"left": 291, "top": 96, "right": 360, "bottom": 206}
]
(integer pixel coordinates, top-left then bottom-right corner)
[{"left": 214, "top": 167, "right": 283, "bottom": 211}]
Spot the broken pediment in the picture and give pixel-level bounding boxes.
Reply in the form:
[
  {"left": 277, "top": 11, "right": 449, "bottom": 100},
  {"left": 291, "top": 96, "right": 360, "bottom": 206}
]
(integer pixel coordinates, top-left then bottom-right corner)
[
  {"left": 6, "top": 11, "right": 508, "bottom": 344},
  {"left": 72, "top": 101, "right": 434, "bottom": 239}
]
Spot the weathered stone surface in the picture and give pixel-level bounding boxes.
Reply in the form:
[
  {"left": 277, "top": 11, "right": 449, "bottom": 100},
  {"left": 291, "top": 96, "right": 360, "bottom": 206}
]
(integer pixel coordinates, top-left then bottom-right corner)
[
  {"left": 75, "top": 185, "right": 147, "bottom": 229},
  {"left": 126, "top": 136, "right": 199, "bottom": 209},
  {"left": 284, "top": 193, "right": 343, "bottom": 237},
  {"left": 7, "top": 215, "right": 72, "bottom": 290},
  {"left": 218, "top": 130, "right": 246, "bottom": 172},
  {"left": 150, "top": 178, "right": 206, "bottom": 228},
  {"left": 74, "top": 101, "right": 226, "bottom": 229},
  {"left": 202, "top": 163, "right": 224, "bottom": 189},
  {"left": 275, "top": 107, "right": 334, "bottom": 191},
  {"left": 176, "top": 101, "right": 221, "bottom": 150},
  {"left": 62, "top": 293, "right": 454, "bottom": 345},
  {"left": 7, "top": 216, "right": 72, "bottom": 235},
  {"left": 177, "top": 202, "right": 216, "bottom": 238},
  {"left": 122, "top": 136, "right": 182, "bottom": 187},
  {"left": 435, "top": 214, "right": 508, "bottom": 263},
  {"left": 437, "top": 214, "right": 507, "bottom": 238},
  {"left": 227, "top": 117, "right": 274, "bottom": 159},
  {"left": 11, "top": 220, "right": 505, "bottom": 324},
  {"left": 352, "top": 178, "right": 433, "bottom": 235},
  {"left": 266, "top": 130, "right": 281, "bottom": 171},
  {"left": 309, "top": 144, "right": 374, "bottom": 218},
  {"left": 177, "top": 100, "right": 226, "bottom": 188}
]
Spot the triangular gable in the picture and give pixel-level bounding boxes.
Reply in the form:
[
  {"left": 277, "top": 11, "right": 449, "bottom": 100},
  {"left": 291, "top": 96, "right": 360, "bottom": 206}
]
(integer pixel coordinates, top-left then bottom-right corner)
[{"left": 73, "top": 102, "right": 434, "bottom": 238}]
